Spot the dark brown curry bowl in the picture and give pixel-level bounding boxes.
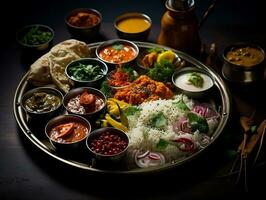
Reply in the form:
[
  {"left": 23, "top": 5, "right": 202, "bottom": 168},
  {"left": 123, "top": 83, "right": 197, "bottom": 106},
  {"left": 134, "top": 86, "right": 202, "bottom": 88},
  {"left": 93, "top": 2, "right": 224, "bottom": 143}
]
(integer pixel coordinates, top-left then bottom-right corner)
[
  {"left": 136, "top": 48, "right": 181, "bottom": 72},
  {"left": 222, "top": 43, "right": 265, "bottom": 83},
  {"left": 95, "top": 39, "right": 139, "bottom": 67},
  {"left": 21, "top": 87, "right": 63, "bottom": 119},
  {"left": 45, "top": 114, "right": 91, "bottom": 152},
  {"left": 65, "top": 8, "right": 102, "bottom": 41},
  {"left": 172, "top": 67, "right": 214, "bottom": 99},
  {"left": 65, "top": 58, "right": 108, "bottom": 88},
  {"left": 114, "top": 12, "right": 152, "bottom": 41},
  {"left": 86, "top": 127, "right": 129, "bottom": 163},
  {"left": 63, "top": 87, "right": 107, "bottom": 120}
]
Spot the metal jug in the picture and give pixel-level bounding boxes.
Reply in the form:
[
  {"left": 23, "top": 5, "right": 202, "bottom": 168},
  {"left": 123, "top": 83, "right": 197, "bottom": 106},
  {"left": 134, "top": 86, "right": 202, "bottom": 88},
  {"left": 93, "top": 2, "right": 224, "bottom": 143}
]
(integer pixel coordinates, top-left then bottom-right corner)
[{"left": 157, "top": 0, "right": 201, "bottom": 56}]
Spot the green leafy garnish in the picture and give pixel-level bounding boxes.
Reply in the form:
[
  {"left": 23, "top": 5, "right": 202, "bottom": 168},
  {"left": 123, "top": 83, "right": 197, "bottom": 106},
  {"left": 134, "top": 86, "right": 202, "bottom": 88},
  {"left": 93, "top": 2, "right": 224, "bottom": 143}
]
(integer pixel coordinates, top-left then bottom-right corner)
[
  {"left": 147, "top": 47, "right": 164, "bottom": 54},
  {"left": 173, "top": 98, "right": 190, "bottom": 111},
  {"left": 156, "top": 139, "right": 169, "bottom": 150},
  {"left": 20, "top": 25, "right": 53, "bottom": 45},
  {"left": 150, "top": 112, "right": 168, "bottom": 129},
  {"left": 112, "top": 43, "right": 124, "bottom": 50},
  {"left": 125, "top": 106, "right": 142, "bottom": 116},
  {"left": 100, "top": 80, "right": 112, "bottom": 98},
  {"left": 147, "top": 59, "right": 175, "bottom": 83},
  {"left": 68, "top": 63, "right": 104, "bottom": 81},
  {"left": 187, "top": 72, "right": 204, "bottom": 88},
  {"left": 187, "top": 112, "right": 209, "bottom": 133}
]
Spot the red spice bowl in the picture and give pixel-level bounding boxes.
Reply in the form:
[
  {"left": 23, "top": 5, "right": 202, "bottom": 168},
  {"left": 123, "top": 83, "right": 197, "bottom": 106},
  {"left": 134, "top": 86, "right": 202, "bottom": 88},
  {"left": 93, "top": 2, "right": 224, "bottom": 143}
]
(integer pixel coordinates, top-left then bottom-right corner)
[
  {"left": 45, "top": 114, "right": 91, "bottom": 152},
  {"left": 106, "top": 67, "right": 138, "bottom": 91},
  {"left": 86, "top": 127, "right": 129, "bottom": 162},
  {"left": 65, "top": 8, "right": 102, "bottom": 41}
]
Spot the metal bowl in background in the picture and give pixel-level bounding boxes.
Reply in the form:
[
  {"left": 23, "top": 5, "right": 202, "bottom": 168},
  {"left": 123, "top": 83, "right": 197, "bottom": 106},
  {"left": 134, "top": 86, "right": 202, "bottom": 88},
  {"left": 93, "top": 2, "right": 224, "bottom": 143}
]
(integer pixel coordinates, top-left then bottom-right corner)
[
  {"left": 16, "top": 24, "right": 54, "bottom": 62},
  {"left": 222, "top": 43, "right": 265, "bottom": 84},
  {"left": 114, "top": 12, "right": 152, "bottom": 41},
  {"left": 65, "top": 8, "right": 102, "bottom": 42}
]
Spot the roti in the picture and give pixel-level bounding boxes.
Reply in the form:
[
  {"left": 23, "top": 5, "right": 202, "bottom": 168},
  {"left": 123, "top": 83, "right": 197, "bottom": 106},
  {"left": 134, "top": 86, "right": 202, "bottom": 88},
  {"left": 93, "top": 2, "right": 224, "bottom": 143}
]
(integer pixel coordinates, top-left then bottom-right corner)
[{"left": 27, "top": 39, "right": 91, "bottom": 93}]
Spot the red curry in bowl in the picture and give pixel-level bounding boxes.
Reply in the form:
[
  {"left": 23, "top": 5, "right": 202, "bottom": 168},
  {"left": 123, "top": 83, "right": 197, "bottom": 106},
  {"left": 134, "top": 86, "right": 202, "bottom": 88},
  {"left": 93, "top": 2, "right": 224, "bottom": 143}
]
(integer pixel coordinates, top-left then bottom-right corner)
[
  {"left": 96, "top": 39, "right": 139, "bottom": 65},
  {"left": 45, "top": 114, "right": 91, "bottom": 145},
  {"left": 49, "top": 121, "right": 89, "bottom": 143}
]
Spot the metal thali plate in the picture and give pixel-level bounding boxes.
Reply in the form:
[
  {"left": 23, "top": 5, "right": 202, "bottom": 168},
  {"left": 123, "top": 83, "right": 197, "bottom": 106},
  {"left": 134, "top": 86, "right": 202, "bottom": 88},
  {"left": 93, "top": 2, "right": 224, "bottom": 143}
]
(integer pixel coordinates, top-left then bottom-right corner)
[{"left": 13, "top": 41, "right": 231, "bottom": 174}]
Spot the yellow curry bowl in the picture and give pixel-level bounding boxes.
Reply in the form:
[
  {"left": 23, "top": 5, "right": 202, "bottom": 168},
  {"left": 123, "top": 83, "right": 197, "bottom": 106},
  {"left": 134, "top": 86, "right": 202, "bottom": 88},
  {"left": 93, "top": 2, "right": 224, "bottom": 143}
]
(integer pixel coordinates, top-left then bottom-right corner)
[{"left": 114, "top": 12, "right": 152, "bottom": 41}]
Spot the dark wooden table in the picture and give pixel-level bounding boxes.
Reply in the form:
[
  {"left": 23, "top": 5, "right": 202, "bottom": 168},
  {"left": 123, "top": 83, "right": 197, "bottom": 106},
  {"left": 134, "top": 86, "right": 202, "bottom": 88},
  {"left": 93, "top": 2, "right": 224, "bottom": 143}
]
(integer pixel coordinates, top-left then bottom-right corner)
[{"left": 1, "top": 0, "right": 265, "bottom": 199}]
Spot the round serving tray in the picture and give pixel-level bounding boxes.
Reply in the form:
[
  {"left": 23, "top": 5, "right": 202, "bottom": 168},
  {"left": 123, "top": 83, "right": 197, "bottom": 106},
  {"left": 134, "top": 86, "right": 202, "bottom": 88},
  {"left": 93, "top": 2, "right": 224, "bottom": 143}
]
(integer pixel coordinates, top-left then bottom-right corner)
[{"left": 13, "top": 41, "right": 231, "bottom": 174}]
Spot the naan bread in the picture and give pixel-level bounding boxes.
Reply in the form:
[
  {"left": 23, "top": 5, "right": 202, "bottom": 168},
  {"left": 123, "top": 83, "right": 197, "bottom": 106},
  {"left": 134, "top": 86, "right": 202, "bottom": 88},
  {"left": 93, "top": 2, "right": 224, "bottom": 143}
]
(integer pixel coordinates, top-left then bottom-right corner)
[
  {"left": 27, "top": 52, "right": 52, "bottom": 86},
  {"left": 27, "top": 39, "right": 91, "bottom": 93}
]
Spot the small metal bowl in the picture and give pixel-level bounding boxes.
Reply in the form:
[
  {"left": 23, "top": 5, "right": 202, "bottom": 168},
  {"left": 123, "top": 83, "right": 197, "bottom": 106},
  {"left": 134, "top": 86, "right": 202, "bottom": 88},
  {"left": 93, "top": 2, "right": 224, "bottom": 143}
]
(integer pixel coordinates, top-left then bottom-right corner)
[
  {"left": 65, "top": 8, "right": 102, "bottom": 42},
  {"left": 96, "top": 39, "right": 139, "bottom": 67},
  {"left": 114, "top": 12, "right": 152, "bottom": 41},
  {"left": 106, "top": 68, "right": 138, "bottom": 92},
  {"left": 65, "top": 58, "right": 108, "bottom": 88},
  {"left": 63, "top": 87, "right": 107, "bottom": 119},
  {"left": 16, "top": 24, "right": 54, "bottom": 61},
  {"left": 136, "top": 48, "right": 181, "bottom": 72},
  {"left": 222, "top": 43, "right": 265, "bottom": 84},
  {"left": 21, "top": 87, "right": 63, "bottom": 119},
  {"left": 86, "top": 127, "right": 129, "bottom": 163},
  {"left": 45, "top": 114, "right": 91, "bottom": 152},
  {"left": 172, "top": 67, "right": 214, "bottom": 98}
]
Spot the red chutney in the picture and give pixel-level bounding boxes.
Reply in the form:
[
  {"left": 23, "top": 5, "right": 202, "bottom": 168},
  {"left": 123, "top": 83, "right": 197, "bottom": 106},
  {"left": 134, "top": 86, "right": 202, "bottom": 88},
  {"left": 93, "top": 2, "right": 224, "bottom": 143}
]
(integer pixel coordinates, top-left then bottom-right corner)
[
  {"left": 99, "top": 44, "right": 136, "bottom": 63},
  {"left": 67, "top": 92, "right": 105, "bottom": 114},
  {"left": 49, "top": 121, "right": 89, "bottom": 143},
  {"left": 88, "top": 131, "right": 128, "bottom": 155}
]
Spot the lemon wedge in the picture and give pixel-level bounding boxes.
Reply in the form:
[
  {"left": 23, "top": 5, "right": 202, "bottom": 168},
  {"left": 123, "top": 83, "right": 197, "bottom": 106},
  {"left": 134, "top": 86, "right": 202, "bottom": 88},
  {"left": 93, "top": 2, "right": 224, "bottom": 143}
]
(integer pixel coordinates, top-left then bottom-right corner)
[{"left": 156, "top": 50, "right": 176, "bottom": 64}]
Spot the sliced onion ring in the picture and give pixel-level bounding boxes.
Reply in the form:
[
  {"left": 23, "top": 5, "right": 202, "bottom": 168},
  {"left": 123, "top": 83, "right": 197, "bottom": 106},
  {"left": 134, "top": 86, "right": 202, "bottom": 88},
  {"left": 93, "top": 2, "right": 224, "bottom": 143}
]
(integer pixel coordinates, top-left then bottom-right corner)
[{"left": 137, "top": 150, "right": 150, "bottom": 159}]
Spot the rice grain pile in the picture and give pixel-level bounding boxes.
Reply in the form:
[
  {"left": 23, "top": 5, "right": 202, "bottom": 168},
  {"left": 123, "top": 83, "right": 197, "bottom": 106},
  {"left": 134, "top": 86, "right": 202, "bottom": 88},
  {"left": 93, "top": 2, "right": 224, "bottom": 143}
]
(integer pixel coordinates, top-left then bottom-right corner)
[{"left": 127, "top": 94, "right": 219, "bottom": 160}]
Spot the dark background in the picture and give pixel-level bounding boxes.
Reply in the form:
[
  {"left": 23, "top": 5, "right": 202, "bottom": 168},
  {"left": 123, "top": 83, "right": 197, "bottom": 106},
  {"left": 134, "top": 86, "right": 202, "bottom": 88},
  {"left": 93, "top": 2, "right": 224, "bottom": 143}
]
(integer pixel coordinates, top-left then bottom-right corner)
[{"left": 1, "top": 0, "right": 266, "bottom": 199}]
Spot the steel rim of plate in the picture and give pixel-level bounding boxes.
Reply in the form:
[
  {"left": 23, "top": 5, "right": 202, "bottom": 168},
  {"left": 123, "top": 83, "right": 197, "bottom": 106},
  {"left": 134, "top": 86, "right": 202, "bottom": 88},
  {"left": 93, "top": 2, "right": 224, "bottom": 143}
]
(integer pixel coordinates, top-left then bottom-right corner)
[{"left": 13, "top": 41, "right": 231, "bottom": 174}]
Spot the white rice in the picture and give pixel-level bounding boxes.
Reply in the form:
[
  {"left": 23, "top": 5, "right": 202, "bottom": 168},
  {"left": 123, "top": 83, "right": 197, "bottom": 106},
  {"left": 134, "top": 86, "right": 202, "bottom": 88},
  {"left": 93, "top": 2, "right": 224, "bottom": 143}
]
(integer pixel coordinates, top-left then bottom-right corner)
[{"left": 127, "top": 94, "right": 218, "bottom": 160}]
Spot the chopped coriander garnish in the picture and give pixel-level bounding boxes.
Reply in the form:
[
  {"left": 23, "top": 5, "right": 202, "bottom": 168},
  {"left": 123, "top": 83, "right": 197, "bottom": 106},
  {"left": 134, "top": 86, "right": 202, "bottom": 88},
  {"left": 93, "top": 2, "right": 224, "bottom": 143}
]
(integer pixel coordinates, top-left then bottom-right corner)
[
  {"left": 20, "top": 25, "right": 53, "bottom": 45},
  {"left": 112, "top": 43, "right": 124, "bottom": 50},
  {"left": 147, "top": 47, "right": 164, "bottom": 54},
  {"left": 68, "top": 63, "right": 105, "bottom": 81},
  {"left": 187, "top": 72, "right": 204, "bottom": 88}
]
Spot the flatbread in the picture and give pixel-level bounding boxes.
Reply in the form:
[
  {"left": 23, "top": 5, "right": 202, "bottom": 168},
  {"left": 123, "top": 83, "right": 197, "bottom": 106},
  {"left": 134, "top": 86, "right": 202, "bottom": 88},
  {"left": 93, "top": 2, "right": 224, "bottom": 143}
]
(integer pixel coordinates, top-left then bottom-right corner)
[
  {"left": 27, "top": 39, "right": 91, "bottom": 93},
  {"left": 27, "top": 52, "right": 52, "bottom": 86}
]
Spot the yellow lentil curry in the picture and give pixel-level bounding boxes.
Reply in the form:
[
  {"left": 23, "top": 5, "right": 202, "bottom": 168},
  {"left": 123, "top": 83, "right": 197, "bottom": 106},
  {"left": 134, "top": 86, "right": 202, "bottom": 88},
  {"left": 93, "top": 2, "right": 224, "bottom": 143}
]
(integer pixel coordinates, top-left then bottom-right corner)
[{"left": 117, "top": 17, "right": 151, "bottom": 33}]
